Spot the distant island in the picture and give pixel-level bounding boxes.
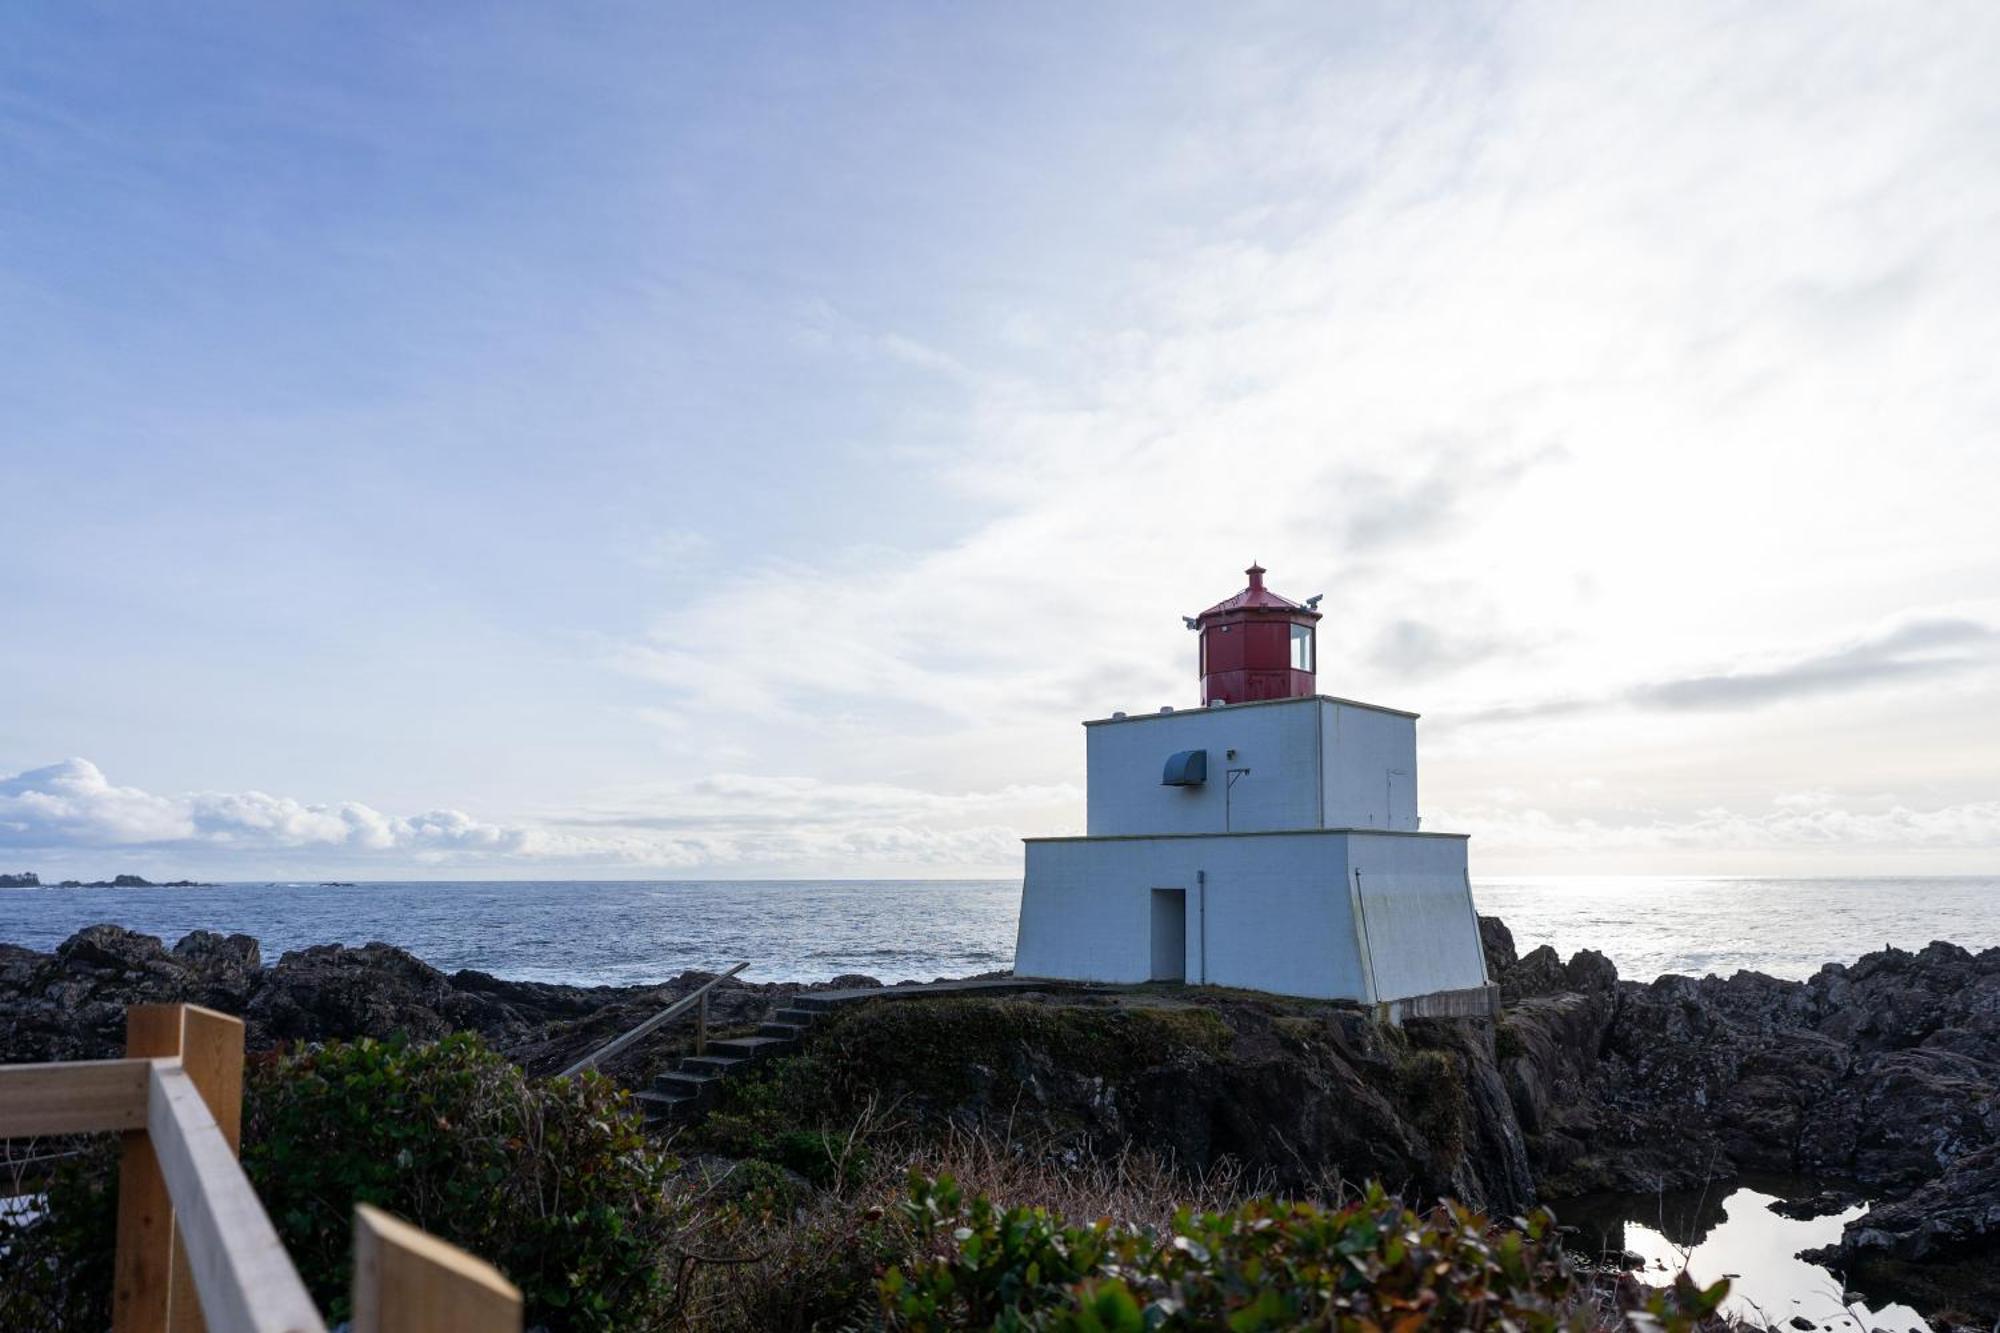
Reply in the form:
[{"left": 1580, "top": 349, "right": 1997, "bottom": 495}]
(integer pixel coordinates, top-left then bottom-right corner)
[{"left": 0, "top": 871, "right": 210, "bottom": 889}]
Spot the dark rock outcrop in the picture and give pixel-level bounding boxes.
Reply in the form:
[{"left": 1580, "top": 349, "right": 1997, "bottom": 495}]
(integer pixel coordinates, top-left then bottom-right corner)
[
  {"left": 1804, "top": 1144, "right": 2000, "bottom": 1264},
  {"left": 0, "top": 923, "right": 823, "bottom": 1076}
]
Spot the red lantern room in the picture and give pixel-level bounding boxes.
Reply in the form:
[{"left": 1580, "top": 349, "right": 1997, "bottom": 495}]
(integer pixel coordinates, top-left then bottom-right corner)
[{"left": 1188, "top": 563, "right": 1322, "bottom": 705}]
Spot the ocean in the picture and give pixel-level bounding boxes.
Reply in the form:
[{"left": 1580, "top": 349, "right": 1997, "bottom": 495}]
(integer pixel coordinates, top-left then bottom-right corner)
[{"left": 2, "top": 875, "right": 1995, "bottom": 986}]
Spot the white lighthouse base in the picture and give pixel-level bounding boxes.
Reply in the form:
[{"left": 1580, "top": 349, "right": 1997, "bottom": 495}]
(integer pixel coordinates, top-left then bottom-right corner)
[{"left": 1012, "top": 830, "right": 1489, "bottom": 1004}]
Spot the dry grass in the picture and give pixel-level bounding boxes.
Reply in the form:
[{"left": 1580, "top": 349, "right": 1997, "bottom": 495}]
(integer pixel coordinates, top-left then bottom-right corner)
[{"left": 657, "top": 1105, "right": 1364, "bottom": 1333}]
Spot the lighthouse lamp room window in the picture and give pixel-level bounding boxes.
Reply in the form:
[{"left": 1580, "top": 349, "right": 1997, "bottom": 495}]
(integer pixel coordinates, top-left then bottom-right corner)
[{"left": 1012, "top": 564, "right": 1493, "bottom": 1015}]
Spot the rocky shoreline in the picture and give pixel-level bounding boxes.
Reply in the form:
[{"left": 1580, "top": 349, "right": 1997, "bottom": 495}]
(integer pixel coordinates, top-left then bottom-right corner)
[
  {"left": 3, "top": 920, "right": 1995, "bottom": 1318},
  {"left": 1, "top": 872, "right": 210, "bottom": 888},
  {"left": 1482, "top": 921, "right": 2000, "bottom": 1313}
]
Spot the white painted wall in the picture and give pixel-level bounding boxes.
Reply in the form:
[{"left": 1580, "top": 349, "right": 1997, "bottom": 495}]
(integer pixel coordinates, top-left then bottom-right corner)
[
  {"left": 1016, "top": 832, "right": 1361, "bottom": 997},
  {"left": 1084, "top": 697, "right": 1419, "bottom": 837},
  {"left": 1013, "top": 830, "right": 1482, "bottom": 1002},
  {"left": 1345, "top": 833, "right": 1483, "bottom": 1000},
  {"left": 1085, "top": 702, "right": 1319, "bottom": 836},
  {"left": 1320, "top": 703, "right": 1419, "bottom": 831}
]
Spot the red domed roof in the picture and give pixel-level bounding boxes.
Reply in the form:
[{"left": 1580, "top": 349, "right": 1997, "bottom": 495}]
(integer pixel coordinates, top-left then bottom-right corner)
[{"left": 1196, "top": 564, "right": 1319, "bottom": 620}]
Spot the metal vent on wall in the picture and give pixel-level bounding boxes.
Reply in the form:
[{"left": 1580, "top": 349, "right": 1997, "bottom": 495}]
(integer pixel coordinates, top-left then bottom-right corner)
[{"left": 1161, "top": 749, "right": 1207, "bottom": 786}]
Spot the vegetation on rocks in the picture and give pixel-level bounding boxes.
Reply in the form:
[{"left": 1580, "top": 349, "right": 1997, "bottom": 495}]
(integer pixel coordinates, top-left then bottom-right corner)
[
  {"left": 2, "top": 1023, "right": 1729, "bottom": 1333},
  {"left": 879, "top": 1174, "right": 1727, "bottom": 1333}
]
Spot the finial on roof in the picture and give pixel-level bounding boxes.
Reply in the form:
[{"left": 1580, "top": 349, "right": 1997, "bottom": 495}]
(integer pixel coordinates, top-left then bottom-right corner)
[{"left": 1246, "top": 562, "right": 1266, "bottom": 590}]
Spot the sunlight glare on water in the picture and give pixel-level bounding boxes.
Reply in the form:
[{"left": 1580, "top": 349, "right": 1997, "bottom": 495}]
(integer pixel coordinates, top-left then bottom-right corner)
[{"left": 1603, "top": 1188, "right": 1929, "bottom": 1333}]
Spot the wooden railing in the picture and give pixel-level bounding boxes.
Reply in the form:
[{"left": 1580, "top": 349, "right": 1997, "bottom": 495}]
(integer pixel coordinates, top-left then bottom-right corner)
[
  {"left": 0, "top": 1003, "right": 522, "bottom": 1333},
  {"left": 558, "top": 961, "right": 750, "bottom": 1078}
]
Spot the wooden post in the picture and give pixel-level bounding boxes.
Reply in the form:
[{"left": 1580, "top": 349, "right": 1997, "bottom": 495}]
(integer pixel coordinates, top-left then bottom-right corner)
[
  {"left": 166, "top": 1007, "right": 245, "bottom": 1333},
  {"left": 114, "top": 1005, "right": 184, "bottom": 1333},
  {"left": 696, "top": 991, "right": 708, "bottom": 1056},
  {"left": 351, "top": 1204, "right": 521, "bottom": 1333}
]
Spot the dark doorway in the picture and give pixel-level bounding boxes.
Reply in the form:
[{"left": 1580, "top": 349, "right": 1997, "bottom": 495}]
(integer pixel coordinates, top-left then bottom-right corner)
[{"left": 1150, "top": 888, "right": 1187, "bottom": 981}]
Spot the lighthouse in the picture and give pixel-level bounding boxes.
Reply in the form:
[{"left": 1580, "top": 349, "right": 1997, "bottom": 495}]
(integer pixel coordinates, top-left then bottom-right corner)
[
  {"left": 1013, "top": 564, "right": 1494, "bottom": 1013},
  {"left": 1193, "top": 562, "right": 1321, "bottom": 706}
]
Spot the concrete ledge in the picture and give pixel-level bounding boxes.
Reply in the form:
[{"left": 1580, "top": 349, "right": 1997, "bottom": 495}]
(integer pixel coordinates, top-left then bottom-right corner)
[
  {"left": 1374, "top": 983, "right": 1501, "bottom": 1026},
  {"left": 793, "top": 976, "right": 1086, "bottom": 1012},
  {"left": 1022, "top": 828, "right": 1470, "bottom": 844},
  {"left": 1082, "top": 693, "right": 1420, "bottom": 725}
]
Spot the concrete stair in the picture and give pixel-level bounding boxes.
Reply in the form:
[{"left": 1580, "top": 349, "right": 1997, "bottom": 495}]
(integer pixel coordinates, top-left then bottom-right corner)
[{"left": 636, "top": 1005, "right": 825, "bottom": 1126}]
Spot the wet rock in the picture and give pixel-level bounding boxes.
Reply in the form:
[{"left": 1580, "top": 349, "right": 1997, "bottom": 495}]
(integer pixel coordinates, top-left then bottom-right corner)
[
  {"left": 1771, "top": 1188, "right": 1862, "bottom": 1220},
  {"left": 1479, "top": 915, "right": 1518, "bottom": 975},
  {"left": 1564, "top": 949, "right": 1618, "bottom": 994},
  {"left": 0, "top": 925, "right": 812, "bottom": 1072},
  {"left": 170, "top": 930, "right": 262, "bottom": 1010},
  {"left": 248, "top": 942, "right": 462, "bottom": 1044},
  {"left": 1806, "top": 1145, "right": 2000, "bottom": 1265},
  {"left": 1501, "top": 944, "right": 1571, "bottom": 1002}
]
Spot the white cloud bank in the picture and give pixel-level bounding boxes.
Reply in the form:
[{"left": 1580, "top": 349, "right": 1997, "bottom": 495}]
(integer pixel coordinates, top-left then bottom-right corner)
[
  {"left": 0, "top": 759, "right": 1054, "bottom": 877},
  {"left": 1438, "top": 794, "right": 2000, "bottom": 873},
  {"left": 4, "top": 757, "right": 1993, "bottom": 880},
  {"left": 0, "top": 759, "right": 560, "bottom": 858}
]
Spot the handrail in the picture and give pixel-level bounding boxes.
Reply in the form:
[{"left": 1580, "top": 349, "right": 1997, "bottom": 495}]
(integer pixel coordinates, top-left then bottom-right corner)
[
  {"left": 149, "top": 1057, "right": 326, "bottom": 1332},
  {"left": 0, "top": 1057, "right": 151, "bottom": 1137},
  {"left": 558, "top": 962, "right": 749, "bottom": 1079}
]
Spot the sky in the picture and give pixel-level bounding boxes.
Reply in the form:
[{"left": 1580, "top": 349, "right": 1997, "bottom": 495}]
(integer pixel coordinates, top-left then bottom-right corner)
[{"left": 3, "top": 2, "right": 1998, "bottom": 880}]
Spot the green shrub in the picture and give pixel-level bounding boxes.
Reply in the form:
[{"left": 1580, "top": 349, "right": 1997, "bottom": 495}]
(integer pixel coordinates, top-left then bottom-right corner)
[
  {"left": 1390, "top": 1047, "right": 1468, "bottom": 1156},
  {"left": 878, "top": 1173, "right": 1730, "bottom": 1332},
  {"left": 247, "top": 1033, "right": 676, "bottom": 1327},
  {"left": 0, "top": 1033, "right": 680, "bottom": 1331}
]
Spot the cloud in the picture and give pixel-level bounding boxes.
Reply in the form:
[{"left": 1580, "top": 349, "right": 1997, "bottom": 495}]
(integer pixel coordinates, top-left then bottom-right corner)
[
  {"left": 1335, "top": 446, "right": 1565, "bottom": 557},
  {"left": 559, "top": 773, "right": 1079, "bottom": 832},
  {"left": 1368, "top": 618, "right": 1504, "bottom": 679},
  {"left": 1460, "top": 615, "right": 1999, "bottom": 727},
  {"left": 1442, "top": 794, "right": 2000, "bottom": 857},
  {"left": 1630, "top": 617, "right": 1998, "bottom": 711},
  {"left": 0, "top": 758, "right": 609, "bottom": 864},
  {"left": 605, "top": 3, "right": 2000, "bottom": 839},
  {"left": 0, "top": 759, "right": 1050, "bottom": 875}
]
